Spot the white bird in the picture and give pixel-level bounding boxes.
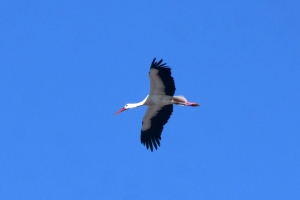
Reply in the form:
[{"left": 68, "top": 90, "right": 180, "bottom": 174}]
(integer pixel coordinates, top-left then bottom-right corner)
[{"left": 114, "top": 58, "right": 200, "bottom": 151}]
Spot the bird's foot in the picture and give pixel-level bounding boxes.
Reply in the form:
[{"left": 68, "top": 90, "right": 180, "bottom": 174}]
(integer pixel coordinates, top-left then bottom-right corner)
[{"left": 185, "top": 102, "right": 200, "bottom": 107}]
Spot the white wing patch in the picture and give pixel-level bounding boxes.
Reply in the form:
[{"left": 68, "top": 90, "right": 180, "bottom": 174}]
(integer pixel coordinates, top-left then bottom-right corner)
[
  {"left": 142, "top": 105, "right": 163, "bottom": 131},
  {"left": 149, "top": 68, "right": 165, "bottom": 95}
]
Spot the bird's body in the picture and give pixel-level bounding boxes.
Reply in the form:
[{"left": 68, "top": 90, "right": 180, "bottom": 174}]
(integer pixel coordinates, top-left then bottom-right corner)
[
  {"left": 145, "top": 95, "right": 171, "bottom": 105},
  {"left": 114, "top": 58, "right": 200, "bottom": 151}
]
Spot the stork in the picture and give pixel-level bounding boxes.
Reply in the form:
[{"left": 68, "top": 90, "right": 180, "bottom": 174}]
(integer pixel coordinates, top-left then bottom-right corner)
[{"left": 114, "top": 58, "right": 200, "bottom": 151}]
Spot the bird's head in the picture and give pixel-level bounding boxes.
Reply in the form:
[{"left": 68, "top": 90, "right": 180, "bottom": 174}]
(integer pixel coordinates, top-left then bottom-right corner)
[{"left": 114, "top": 103, "right": 137, "bottom": 115}]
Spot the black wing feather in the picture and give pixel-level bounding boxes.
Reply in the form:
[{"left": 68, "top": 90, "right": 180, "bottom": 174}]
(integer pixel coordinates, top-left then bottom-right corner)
[
  {"left": 140, "top": 105, "right": 173, "bottom": 151},
  {"left": 150, "top": 58, "right": 176, "bottom": 96}
]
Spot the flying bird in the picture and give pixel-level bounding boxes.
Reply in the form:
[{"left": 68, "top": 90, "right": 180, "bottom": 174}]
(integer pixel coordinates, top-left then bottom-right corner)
[{"left": 114, "top": 58, "right": 200, "bottom": 151}]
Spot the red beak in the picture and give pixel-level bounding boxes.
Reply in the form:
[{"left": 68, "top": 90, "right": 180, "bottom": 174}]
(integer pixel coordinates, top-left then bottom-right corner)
[{"left": 114, "top": 107, "right": 127, "bottom": 115}]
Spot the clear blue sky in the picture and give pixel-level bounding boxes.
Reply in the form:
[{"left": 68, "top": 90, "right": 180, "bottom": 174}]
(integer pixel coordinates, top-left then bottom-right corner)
[{"left": 1, "top": 1, "right": 299, "bottom": 199}]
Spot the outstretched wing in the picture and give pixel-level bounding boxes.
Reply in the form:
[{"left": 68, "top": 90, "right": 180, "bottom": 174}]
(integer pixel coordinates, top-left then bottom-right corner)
[
  {"left": 141, "top": 105, "right": 173, "bottom": 151},
  {"left": 148, "top": 58, "right": 176, "bottom": 96}
]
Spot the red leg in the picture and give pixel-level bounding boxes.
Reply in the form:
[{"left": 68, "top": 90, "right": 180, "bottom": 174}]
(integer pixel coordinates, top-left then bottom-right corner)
[{"left": 185, "top": 102, "right": 200, "bottom": 107}]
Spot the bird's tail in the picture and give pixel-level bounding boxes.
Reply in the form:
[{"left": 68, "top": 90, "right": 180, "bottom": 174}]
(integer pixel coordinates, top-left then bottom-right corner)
[
  {"left": 172, "top": 96, "right": 200, "bottom": 107},
  {"left": 172, "top": 96, "right": 187, "bottom": 105}
]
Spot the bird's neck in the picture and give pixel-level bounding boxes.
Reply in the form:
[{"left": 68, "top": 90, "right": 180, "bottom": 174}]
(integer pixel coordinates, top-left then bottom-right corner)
[{"left": 132, "top": 95, "right": 148, "bottom": 108}]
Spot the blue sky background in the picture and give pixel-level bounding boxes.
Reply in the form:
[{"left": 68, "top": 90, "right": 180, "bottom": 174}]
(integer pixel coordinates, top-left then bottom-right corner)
[{"left": 1, "top": 1, "right": 300, "bottom": 199}]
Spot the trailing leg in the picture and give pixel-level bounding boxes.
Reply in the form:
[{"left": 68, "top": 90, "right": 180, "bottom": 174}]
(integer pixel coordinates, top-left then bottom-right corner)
[
  {"left": 185, "top": 102, "right": 200, "bottom": 107},
  {"left": 172, "top": 96, "right": 200, "bottom": 107}
]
